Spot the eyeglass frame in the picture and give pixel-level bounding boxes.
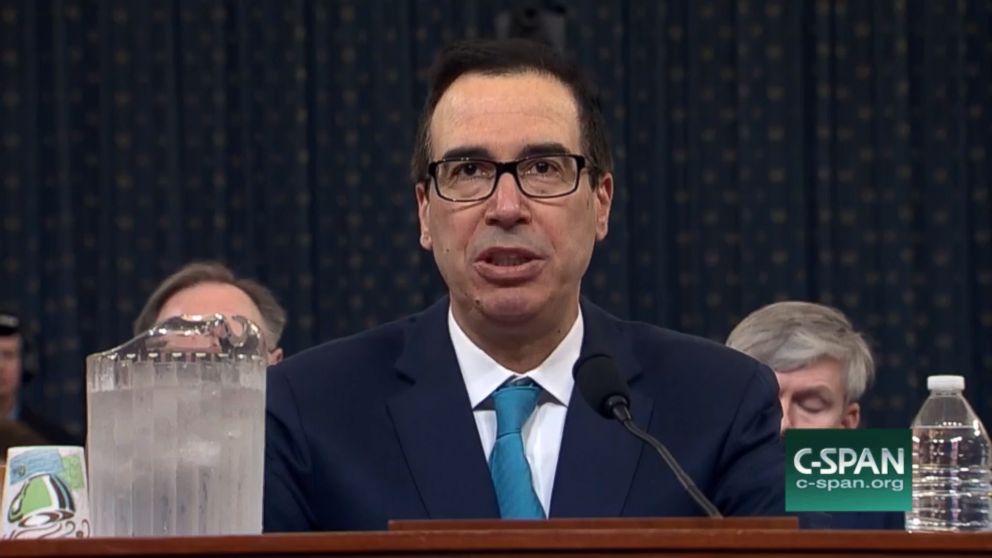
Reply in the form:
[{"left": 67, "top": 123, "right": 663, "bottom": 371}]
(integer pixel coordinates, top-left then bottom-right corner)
[{"left": 425, "top": 153, "right": 590, "bottom": 202}]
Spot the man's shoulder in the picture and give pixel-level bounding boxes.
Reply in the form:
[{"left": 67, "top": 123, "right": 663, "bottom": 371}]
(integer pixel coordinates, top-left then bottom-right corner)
[
  {"left": 582, "top": 303, "right": 777, "bottom": 403},
  {"left": 271, "top": 312, "right": 414, "bottom": 380},
  {"left": 594, "top": 308, "right": 769, "bottom": 380},
  {"left": 268, "top": 297, "right": 452, "bottom": 389},
  {"left": 624, "top": 319, "right": 747, "bottom": 360}
]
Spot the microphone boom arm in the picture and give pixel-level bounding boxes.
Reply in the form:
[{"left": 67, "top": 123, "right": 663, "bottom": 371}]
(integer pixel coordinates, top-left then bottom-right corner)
[{"left": 610, "top": 403, "right": 723, "bottom": 518}]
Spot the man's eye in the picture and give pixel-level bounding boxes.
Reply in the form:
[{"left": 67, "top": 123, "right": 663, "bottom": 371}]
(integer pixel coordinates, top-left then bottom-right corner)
[
  {"left": 799, "top": 399, "right": 828, "bottom": 413},
  {"left": 523, "top": 159, "right": 563, "bottom": 175},
  {"left": 450, "top": 162, "right": 491, "bottom": 179}
]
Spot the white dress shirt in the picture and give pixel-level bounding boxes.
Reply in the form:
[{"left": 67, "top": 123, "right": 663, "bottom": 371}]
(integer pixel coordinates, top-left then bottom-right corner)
[{"left": 448, "top": 307, "right": 582, "bottom": 515}]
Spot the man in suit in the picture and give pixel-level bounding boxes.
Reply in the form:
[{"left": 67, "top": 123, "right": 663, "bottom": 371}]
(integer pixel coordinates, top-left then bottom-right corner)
[
  {"left": 727, "top": 301, "right": 903, "bottom": 529},
  {"left": 264, "top": 38, "right": 785, "bottom": 532},
  {"left": 0, "top": 310, "right": 78, "bottom": 445}
]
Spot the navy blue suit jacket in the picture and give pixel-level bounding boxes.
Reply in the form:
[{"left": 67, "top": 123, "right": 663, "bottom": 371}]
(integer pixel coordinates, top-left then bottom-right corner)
[{"left": 264, "top": 298, "right": 786, "bottom": 532}]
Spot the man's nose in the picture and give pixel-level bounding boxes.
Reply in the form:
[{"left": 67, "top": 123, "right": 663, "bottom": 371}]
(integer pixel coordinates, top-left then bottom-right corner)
[{"left": 484, "top": 173, "right": 530, "bottom": 227}]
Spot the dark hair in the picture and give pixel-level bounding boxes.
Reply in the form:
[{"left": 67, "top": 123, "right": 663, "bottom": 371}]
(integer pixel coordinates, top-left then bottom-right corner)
[
  {"left": 0, "top": 309, "right": 20, "bottom": 337},
  {"left": 410, "top": 38, "right": 613, "bottom": 187},
  {"left": 133, "top": 262, "right": 287, "bottom": 347}
]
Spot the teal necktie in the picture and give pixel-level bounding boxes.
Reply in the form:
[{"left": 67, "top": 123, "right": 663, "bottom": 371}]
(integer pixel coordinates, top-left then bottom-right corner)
[{"left": 489, "top": 378, "right": 546, "bottom": 519}]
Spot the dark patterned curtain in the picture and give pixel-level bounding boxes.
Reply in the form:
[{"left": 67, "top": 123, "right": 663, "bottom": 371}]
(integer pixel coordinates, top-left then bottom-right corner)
[{"left": 1, "top": 0, "right": 989, "bottom": 438}]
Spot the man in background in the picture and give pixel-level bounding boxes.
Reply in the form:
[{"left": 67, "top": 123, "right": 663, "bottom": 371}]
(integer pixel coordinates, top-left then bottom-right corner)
[
  {"left": 0, "top": 310, "right": 77, "bottom": 445},
  {"left": 727, "top": 301, "right": 872, "bottom": 432},
  {"left": 727, "top": 300, "right": 902, "bottom": 529},
  {"left": 264, "top": 38, "right": 784, "bottom": 532},
  {"left": 134, "top": 261, "right": 287, "bottom": 365}
]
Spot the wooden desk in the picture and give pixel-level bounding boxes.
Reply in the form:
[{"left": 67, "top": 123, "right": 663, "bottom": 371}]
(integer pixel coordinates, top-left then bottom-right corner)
[{"left": 3, "top": 520, "right": 992, "bottom": 558}]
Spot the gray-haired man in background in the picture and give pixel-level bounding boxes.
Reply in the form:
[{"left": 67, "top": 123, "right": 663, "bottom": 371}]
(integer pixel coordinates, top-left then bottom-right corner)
[
  {"left": 727, "top": 301, "right": 901, "bottom": 530},
  {"left": 727, "top": 301, "right": 874, "bottom": 432}
]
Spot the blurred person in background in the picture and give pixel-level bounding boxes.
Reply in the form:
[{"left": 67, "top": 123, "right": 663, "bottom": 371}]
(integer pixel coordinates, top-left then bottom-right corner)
[
  {"left": 727, "top": 301, "right": 871, "bottom": 432},
  {"left": 133, "top": 262, "right": 287, "bottom": 365},
  {"left": 0, "top": 418, "right": 48, "bottom": 503},
  {"left": 727, "top": 300, "right": 902, "bottom": 529},
  {"left": 0, "top": 309, "right": 78, "bottom": 445}
]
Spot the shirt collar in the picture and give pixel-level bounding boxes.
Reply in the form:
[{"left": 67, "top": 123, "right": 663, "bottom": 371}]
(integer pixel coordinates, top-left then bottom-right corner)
[{"left": 448, "top": 306, "right": 582, "bottom": 409}]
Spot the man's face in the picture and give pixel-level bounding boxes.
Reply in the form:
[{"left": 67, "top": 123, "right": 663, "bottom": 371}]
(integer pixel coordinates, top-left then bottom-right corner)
[
  {"left": 775, "top": 358, "right": 860, "bottom": 431},
  {"left": 0, "top": 334, "right": 23, "bottom": 400},
  {"left": 156, "top": 282, "right": 282, "bottom": 364},
  {"left": 416, "top": 71, "right": 613, "bottom": 326}
]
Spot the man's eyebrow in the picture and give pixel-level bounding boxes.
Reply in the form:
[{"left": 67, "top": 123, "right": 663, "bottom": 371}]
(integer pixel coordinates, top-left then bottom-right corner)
[
  {"left": 439, "top": 143, "right": 572, "bottom": 161},
  {"left": 517, "top": 143, "right": 571, "bottom": 158},
  {"left": 439, "top": 146, "right": 493, "bottom": 160}
]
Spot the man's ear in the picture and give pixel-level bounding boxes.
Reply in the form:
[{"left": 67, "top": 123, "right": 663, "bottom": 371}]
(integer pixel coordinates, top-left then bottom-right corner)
[
  {"left": 594, "top": 173, "right": 613, "bottom": 241},
  {"left": 416, "top": 182, "right": 433, "bottom": 250},
  {"left": 841, "top": 402, "right": 861, "bottom": 429},
  {"left": 268, "top": 347, "right": 284, "bottom": 365}
]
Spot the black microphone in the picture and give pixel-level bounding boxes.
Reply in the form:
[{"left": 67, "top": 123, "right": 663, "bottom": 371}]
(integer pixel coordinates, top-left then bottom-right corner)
[{"left": 573, "top": 353, "right": 723, "bottom": 518}]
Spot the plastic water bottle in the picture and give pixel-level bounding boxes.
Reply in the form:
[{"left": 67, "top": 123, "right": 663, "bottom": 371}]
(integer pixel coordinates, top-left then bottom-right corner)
[{"left": 906, "top": 375, "right": 992, "bottom": 532}]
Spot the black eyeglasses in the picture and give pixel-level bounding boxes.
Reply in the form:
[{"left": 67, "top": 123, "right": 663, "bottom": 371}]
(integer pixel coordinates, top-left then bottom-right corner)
[{"left": 426, "top": 154, "right": 588, "bottom": 202}]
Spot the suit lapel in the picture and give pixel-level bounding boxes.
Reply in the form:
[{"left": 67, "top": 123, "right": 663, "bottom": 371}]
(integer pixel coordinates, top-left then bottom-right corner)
[
  {"left": 386, "top": 298, "right": 500, "bottom": 519},
  {"left": 549, "top": 300, "right": 653, "bottom": 518}
]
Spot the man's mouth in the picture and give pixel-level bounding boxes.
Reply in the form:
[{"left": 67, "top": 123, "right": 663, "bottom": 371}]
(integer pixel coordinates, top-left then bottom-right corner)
[
  {"left": 474, "top": 248, "right": 545, "bottom": 284},
  {"left": 483, "top": 253, "right": 534, "bottom": 266}
]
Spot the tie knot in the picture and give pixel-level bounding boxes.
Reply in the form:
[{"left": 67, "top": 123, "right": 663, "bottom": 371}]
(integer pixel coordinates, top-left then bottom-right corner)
[{"left": 492, "top": 378, "right": 540, "bottom": 436}]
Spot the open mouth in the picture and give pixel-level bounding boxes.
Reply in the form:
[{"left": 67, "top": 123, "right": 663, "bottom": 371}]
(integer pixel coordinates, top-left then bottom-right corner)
[
  {"left": 474, "top": 248, "right": 544, "bottom": 283},
  {"left": 483, "top": 252, "right": 535, "bottom": 267}
]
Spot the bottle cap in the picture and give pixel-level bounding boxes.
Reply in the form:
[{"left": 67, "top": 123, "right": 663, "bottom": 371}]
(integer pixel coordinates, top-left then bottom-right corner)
[{"left": 927, "top": 375, "right": 965, "bottom": 392}]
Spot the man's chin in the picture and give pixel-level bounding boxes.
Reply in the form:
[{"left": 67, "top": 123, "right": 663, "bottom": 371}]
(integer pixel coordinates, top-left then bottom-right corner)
[{"left": 473, "top": 291, "right": 544, "bottom": 324}]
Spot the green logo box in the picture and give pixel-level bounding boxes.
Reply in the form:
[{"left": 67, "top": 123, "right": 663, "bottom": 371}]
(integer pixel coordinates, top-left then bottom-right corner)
[{"left": 785, "top": 429, "right": 912, "bottom": 512}]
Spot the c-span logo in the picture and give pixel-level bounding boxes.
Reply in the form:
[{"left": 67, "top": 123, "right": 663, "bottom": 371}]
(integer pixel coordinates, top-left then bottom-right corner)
[{"left": 785, "top": 429, "right": 911, "bottom": 512}]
